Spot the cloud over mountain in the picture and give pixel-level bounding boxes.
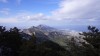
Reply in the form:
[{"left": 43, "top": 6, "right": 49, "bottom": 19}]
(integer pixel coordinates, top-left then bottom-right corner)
[{"left": 0, "top": 0, "right": 100, "bottom": 26}]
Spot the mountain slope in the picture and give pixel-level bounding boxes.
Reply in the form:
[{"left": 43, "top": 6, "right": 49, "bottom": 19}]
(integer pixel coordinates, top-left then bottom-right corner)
[{"left": 23, "top": 25, "right": 85, "bottom": 49}]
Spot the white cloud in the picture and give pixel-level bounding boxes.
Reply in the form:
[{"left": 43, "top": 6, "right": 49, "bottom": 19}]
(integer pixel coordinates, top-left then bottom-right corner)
[
  {"left": 0, "top": 0, "right": 8, "bottom": 3},
  {"left": 16, "top": 0, "right": 22, "bottom": 5},
  {"left": 0, "top": 18, "right": 18, "bottom": 23},
  {"left": 16, "top": 13, "right": 49, "bottom": 21},
  {"left": 9, "top": 0, "right": 100, "bottom": 22},
  {"left": 0, "top": 13, "right": 49, "bottom": 23},
  {"left": 0, "top": 0, "right": 22, "bottom": 4},
  {"left": 52, "top": 0, "right": 100, "bottom": 21},
  {"left": 0, "top": 8, "right": 10, "bottom": 15},
  {"left": 28, "top": 13, "right": 49, "bottom": 21},
  {"left": 88, "top": 18, "right": 96, "bottom": 22}
]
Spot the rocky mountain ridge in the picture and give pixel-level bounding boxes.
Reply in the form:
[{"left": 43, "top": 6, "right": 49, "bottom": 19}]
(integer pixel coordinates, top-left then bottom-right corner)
[{"left": 23, "top": 25, "right": 86, "bottom": 49}]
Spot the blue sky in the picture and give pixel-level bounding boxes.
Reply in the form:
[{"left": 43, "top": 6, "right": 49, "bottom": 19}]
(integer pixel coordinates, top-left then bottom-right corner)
[{"left": 0, "top": 0, "right": 100, "bottom": 30}]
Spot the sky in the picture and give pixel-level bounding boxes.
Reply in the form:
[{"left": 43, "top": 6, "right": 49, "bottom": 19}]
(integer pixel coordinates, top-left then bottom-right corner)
[{"left": 0, "top": 0, "right": 100, "bottom": 30}]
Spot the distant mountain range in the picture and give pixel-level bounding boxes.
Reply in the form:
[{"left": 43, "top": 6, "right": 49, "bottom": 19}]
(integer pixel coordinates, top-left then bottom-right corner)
[{"left": 23, "top": 24, "right": 86, "bottom": 49}]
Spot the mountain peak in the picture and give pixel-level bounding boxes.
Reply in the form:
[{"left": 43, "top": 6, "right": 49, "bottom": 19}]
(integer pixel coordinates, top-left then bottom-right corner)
[
  {"left": 37, "top": 24, "right": 48, "bottom": 28},
  {"left": 36, "top": 24, "right": 56, "bottom": 31}
]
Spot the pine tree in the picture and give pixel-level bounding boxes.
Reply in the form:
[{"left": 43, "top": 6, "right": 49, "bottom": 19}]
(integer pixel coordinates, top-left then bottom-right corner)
[
  {"left": 80, "top": 26, "right": 100, "bottom": 56},
  {"left": 0, "top": 26, "right": 22, "bottom": 56}
]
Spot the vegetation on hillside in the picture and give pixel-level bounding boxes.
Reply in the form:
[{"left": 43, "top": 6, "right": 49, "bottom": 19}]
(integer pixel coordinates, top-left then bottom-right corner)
[
  {"left": 0, "top": 26, "right": 67, "bottom": 56},
  {"left": 0, "top": 26, "right": 99, "bottom": 56},
  {"left": 80, "top": 26, "right": 100, "bottom": 56}
]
